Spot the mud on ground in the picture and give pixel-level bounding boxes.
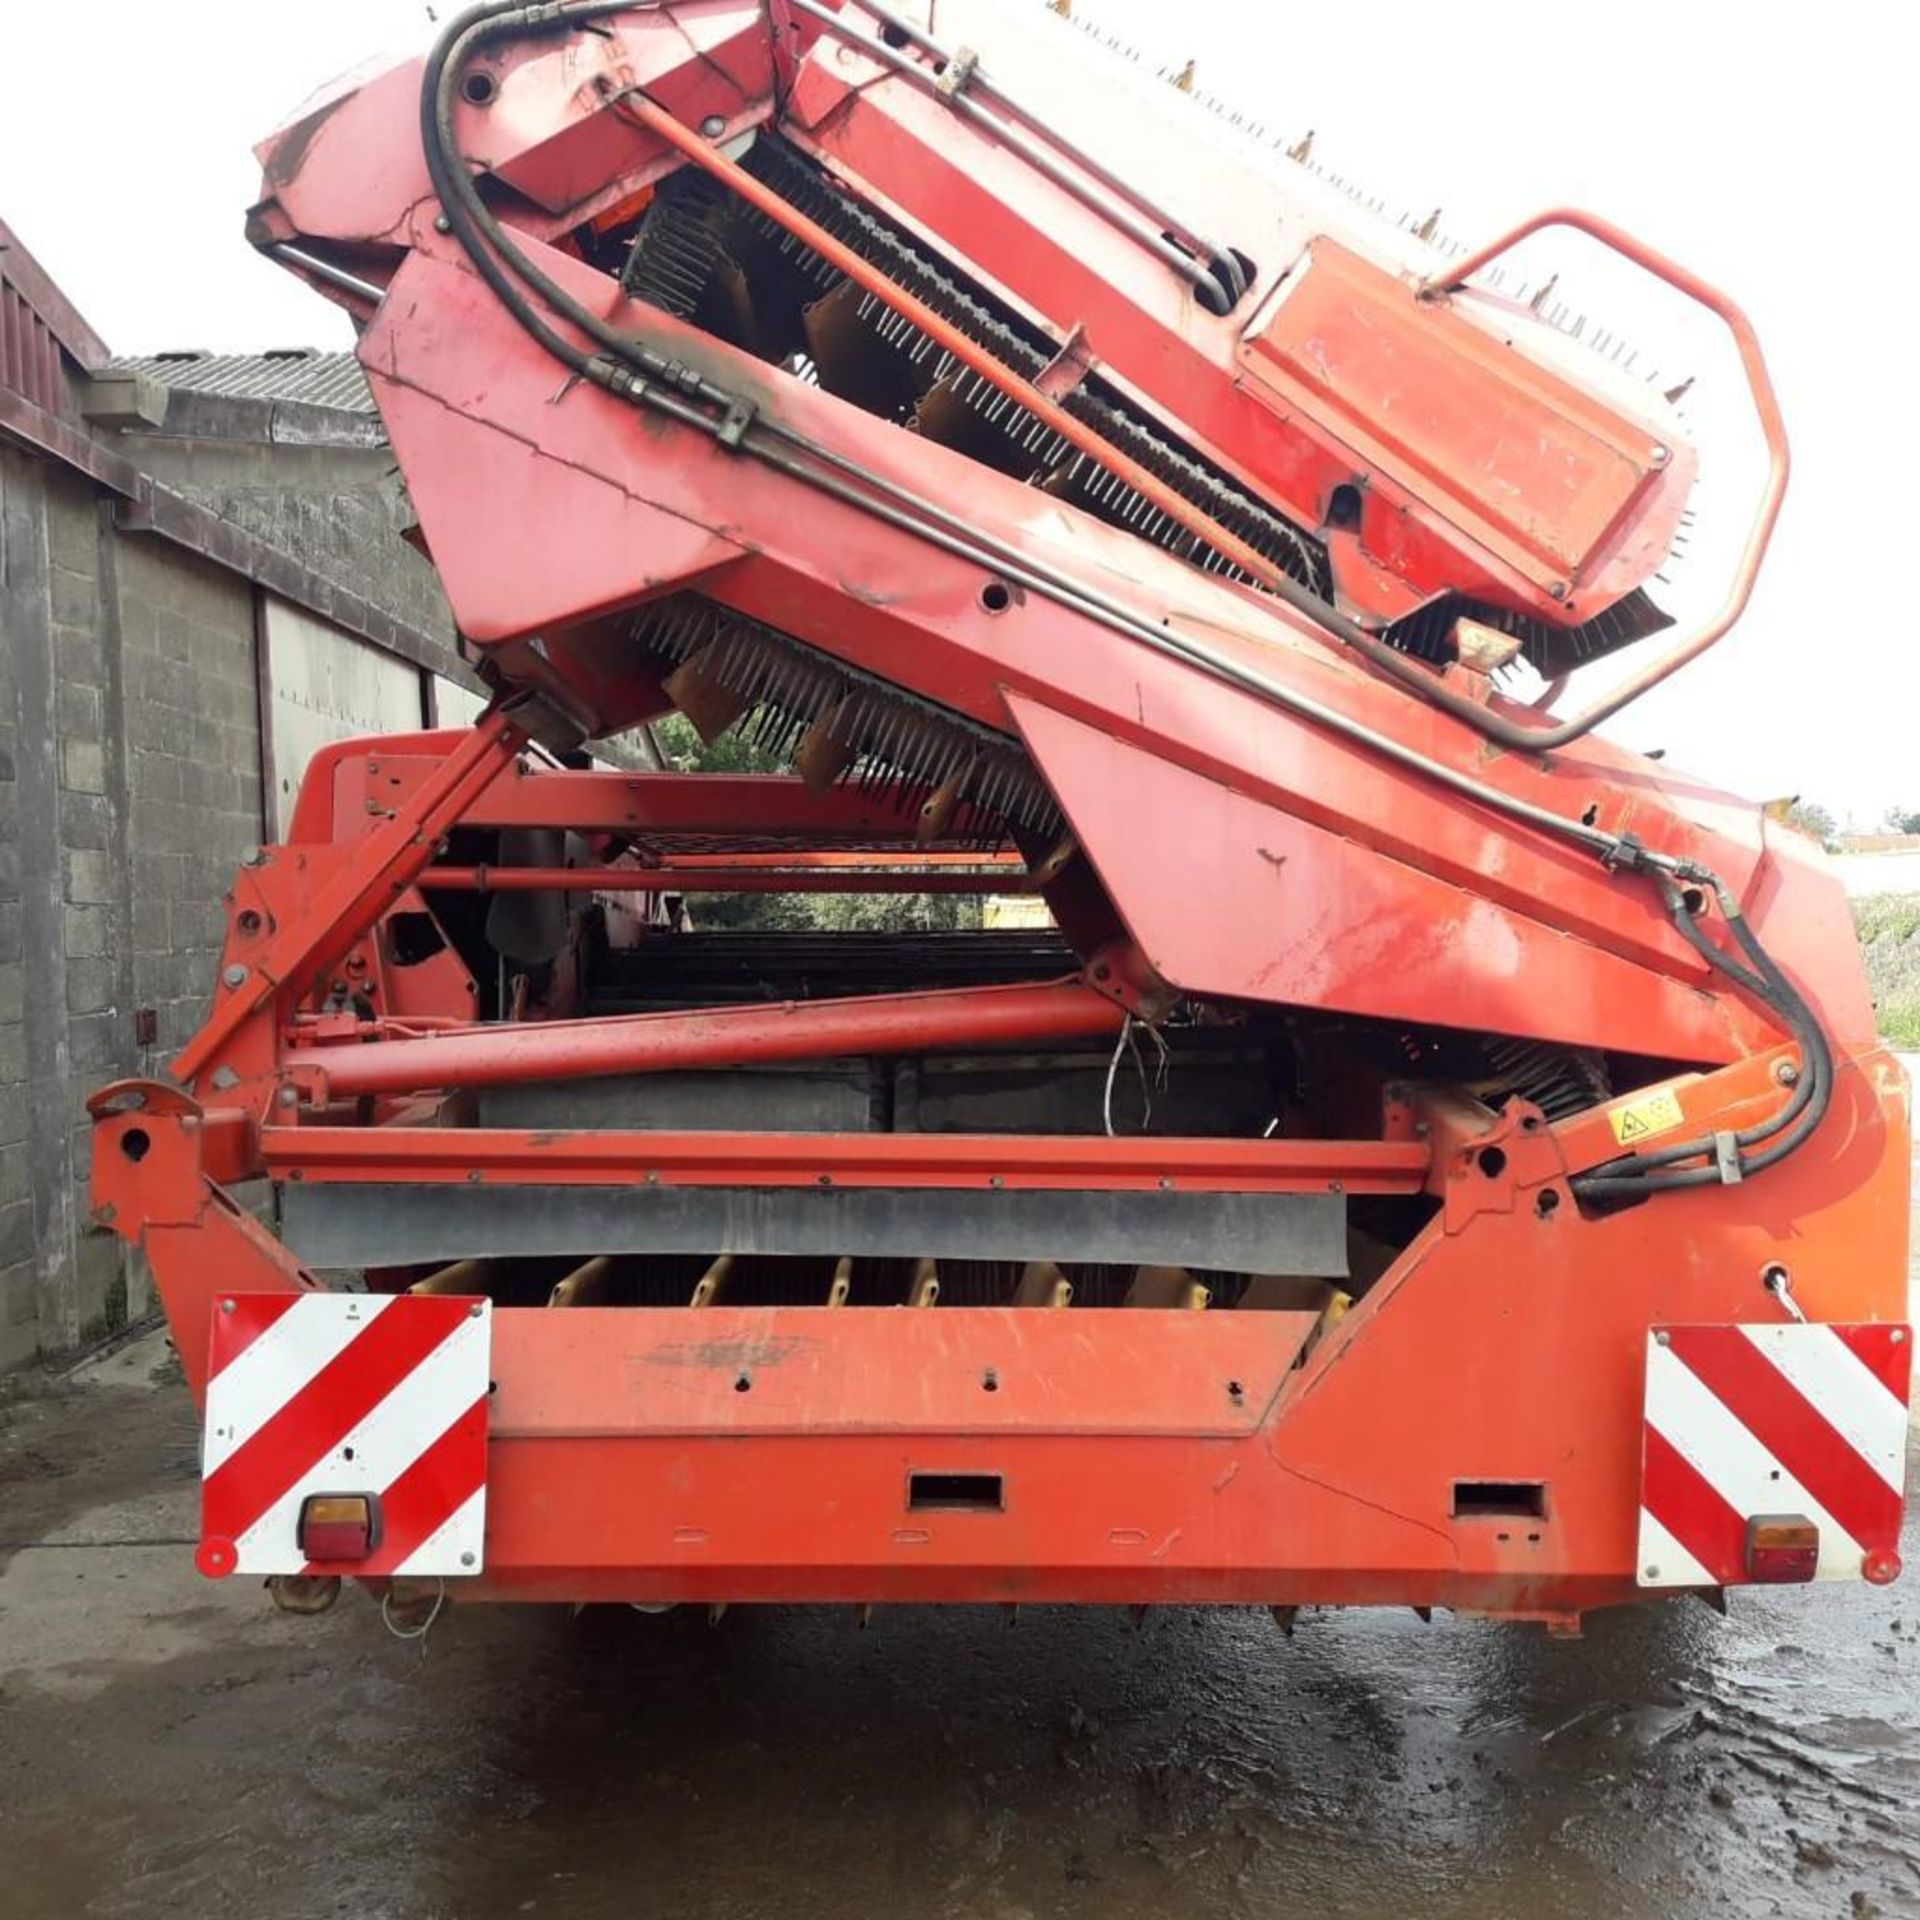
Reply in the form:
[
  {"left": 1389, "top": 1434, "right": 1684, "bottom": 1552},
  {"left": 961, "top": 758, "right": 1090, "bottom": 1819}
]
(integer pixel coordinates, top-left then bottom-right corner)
[{"left": 2, "top": 1095, "right": 1915, "bottom": 1920}]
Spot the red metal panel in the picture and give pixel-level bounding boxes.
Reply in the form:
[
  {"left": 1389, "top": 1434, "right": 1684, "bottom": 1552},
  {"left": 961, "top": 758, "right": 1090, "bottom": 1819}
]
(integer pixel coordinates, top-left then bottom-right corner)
[
  {"left": 347, "top": 242, "right": 1836, "bottom": 1062},
  {"left": 89, "top": 1045, "right": 1912, "bottom": 1615},
  {"left": 793, "top": 65, "right": 1690, "bottom": 624},
  {"left": 1242, "top": 241, "right": 1662, "bottom": 587},
  {"left": 488, "top": 4, "right": 772, "bottom": 215},
  {"left": 1011, "top": 694, "right": 1747, "bottom": 1063},
  {"left": 250, "top": 3, "right": 774, "bottom": 253},
  {"left": 490, "top": 1306, "right": 1317, "bottom": 1436}
]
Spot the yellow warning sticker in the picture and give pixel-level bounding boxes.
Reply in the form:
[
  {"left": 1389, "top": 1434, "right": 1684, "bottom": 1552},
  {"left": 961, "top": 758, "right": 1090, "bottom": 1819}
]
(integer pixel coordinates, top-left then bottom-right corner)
[{"left": 1608, "top": 1087, "right": 1686, "bottom": 1146}]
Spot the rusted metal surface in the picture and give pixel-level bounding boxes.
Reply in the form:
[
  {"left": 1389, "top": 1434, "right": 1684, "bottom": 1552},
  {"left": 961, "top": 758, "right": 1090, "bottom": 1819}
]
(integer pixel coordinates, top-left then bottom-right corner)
[{"left": 0, "top": 214, "right": 111, "bottom": 373}]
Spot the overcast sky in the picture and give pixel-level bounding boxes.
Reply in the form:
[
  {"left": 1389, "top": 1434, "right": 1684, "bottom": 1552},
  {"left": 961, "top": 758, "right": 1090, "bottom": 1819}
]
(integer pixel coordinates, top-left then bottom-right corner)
[{"left": 3, "top": 1, "right": 1913, "bottom": 825}]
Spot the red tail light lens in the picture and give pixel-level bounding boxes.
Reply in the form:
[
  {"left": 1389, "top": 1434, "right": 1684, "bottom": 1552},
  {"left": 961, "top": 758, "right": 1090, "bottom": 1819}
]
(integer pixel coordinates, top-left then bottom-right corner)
[
  {"left": 1745, "top": 1513, "right": 1818, "bottom": 1583},
  {"left": 299, "top": 1493, "right": 378, "bottom": 1562}
]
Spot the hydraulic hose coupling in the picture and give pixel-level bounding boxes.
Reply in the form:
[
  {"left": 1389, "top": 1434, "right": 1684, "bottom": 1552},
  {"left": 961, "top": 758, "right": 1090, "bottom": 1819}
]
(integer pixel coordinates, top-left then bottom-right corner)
[{"left": 585, "top": 357, "right": 653, "bottom": 404}]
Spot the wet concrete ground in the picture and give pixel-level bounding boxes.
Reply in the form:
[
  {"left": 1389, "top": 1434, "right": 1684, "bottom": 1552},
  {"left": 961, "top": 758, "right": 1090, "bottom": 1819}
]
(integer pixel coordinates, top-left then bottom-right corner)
[{"left": 3, "top": 1095, "right": 1915, "bottom": 1919}]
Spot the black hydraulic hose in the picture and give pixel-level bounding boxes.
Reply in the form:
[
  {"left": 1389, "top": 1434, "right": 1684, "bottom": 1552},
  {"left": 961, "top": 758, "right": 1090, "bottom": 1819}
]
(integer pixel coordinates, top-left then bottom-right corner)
[
  {"left": 411, "top": 1, "right": 1832, "bottom": 1196},
  {"left": 421, "top": 2, "right": 663, "bottom": 385},
  {"left": 1571, "top": 876, "right": 1833, "bottom": 1197}
]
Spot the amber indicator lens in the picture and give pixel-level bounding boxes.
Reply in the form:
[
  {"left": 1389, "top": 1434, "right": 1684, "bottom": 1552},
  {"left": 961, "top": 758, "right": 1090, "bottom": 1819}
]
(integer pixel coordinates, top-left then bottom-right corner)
[
  {"left": 1745, "top": 1513, "right": 1818, "bottom": 1583},
  {"left": 298, "top": 1493, "right": 378, "bottom": 1562}
]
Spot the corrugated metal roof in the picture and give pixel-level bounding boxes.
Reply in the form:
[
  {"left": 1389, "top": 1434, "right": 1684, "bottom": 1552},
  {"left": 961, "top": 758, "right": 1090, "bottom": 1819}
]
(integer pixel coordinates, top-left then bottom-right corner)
[{"left": 109, "top": 349, "right": 374, "bottom": 412}]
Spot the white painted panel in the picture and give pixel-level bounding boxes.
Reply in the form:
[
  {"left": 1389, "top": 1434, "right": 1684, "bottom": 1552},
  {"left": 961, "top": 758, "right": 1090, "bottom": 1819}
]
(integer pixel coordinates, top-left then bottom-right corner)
[
  {"left": 432, "top": 675, "right": 489, "bottom": 729},
  {"left": 265, "top": 596, "right": 424, "bottom": 835}
]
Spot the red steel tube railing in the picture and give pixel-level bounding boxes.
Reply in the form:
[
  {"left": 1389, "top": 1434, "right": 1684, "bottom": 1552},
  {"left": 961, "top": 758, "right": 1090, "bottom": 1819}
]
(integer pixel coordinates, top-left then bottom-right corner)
[{"left": 1416, "top": 207, "right": 1790, "bottom": 746}]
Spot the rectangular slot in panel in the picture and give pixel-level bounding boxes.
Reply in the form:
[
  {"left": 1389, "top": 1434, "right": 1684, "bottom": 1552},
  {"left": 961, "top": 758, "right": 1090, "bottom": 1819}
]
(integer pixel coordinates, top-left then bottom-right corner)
[
  {"left": 1451, "top": 1480, "right": 1548, "bottom": 1519},
  {"left": 908, "top": 1472, "right": 1004, "bottom": 1512}
]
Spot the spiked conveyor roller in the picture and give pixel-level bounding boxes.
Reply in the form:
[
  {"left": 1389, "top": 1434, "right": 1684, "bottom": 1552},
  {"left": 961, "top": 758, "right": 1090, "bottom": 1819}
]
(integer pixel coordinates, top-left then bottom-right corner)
[
  {"left": 609, "top": 133, "right": 1678, "bottom": 676},
  {"left": 1381, "top": 586, "right": 1672, "bottom": 670},
  {"left": 1480, "top": 1037, "right": 1612, "bottom": 1122},
  {"left": 735, "top": 138, "right": 1330, "bottom": 596},
  {"left": 620, "top": 167, "right": 735, "bottom": 317},
  {"left": 631, "top": 594, "right": 1064, "bottom": 844}
]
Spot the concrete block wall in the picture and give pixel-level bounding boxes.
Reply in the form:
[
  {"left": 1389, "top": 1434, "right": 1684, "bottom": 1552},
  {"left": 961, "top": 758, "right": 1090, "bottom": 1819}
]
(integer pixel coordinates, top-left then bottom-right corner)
[
  {"left": 0, "top": 453, "right": 28, "bottom": 1367},
  {"left": 117, "top": 538, "right": 265, "bottom": 1056},
  {"left": 0, "top": 451, "right": 126, "bottom": 1363},
  {"left": 0, "top": 412, "right": 464, "bottom": 1369},
  {"left": 127, "top": 417, "right": 463, "bottom": 674}
]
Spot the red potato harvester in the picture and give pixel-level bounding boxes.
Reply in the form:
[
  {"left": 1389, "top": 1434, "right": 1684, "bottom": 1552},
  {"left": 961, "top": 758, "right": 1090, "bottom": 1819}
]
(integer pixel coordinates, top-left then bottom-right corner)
[{"left": 92, "top": 0, "right": 1908, "bottom": 1632}]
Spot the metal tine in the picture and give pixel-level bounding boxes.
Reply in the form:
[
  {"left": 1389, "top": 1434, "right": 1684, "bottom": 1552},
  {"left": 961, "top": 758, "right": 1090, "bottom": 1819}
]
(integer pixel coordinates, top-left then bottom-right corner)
[
  {"left": 637, "top": 596, "right": 1061, "bottom": 839},
  {"left": 549, "top": 1255, "right": 618, "bottom": 1308},
  {"left": 826, "top": 1257, "right": 853, "bottom": 1308},
  {"left": 866, "top": 706, "right": 906, "bottom": 781},
  {"left": 690, "top": 1254, "right": 735, "bottom": 1309},
  {"left": 411, "top": 1258, "right": 493, "bottom": 1297}
]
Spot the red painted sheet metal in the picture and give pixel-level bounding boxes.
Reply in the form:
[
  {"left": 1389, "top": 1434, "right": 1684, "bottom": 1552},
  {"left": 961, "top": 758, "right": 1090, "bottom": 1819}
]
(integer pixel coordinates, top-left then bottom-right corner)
[
  {"left": 348, "top": 240, "right": 1840, "bottom": 1067},
  {"left": 251, "top": 1, "right": 772, "bottom": 249},
  {"left": 1242, "top": 241, "right": 1665, "bottom": 588},
  {"left": 489, "top": 1306, "right": 1318, "bottom": 1438},
  {"left": 87, "top": 1046, "right": 1912, "bottom": 1615},
  {"left": 1011, "top": 695, "right": 1747, "bottom": 1063},
  {"left": 791, "top": 59, "right": 1693, "bottom": 626}
]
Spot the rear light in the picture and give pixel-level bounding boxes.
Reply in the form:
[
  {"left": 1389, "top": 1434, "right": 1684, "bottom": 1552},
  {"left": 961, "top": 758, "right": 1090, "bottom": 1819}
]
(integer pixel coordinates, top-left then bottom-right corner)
[
  {"left": 1745, "top": 1513, "right": 1818, "bottom": 1583},
  {"left": 299, "top": 1493, "right": 379, "bottom": 1562}
]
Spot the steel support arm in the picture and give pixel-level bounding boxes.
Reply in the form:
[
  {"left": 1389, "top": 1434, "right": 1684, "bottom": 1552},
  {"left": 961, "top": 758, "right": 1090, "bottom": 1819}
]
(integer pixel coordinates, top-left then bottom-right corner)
[{"left": 173, "top": 711, "right": 528, "bottom": 1089}]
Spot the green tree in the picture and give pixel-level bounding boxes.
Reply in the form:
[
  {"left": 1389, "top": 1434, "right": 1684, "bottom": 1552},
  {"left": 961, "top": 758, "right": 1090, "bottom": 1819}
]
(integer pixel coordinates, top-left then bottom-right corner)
[
  {"left": 651, "top": 714, "right": 986, "bottom": 932},
  {"left": 1785, "top": 800, "right": 1838, "bottom": 851},
  {"left": 1885, "top": 807, "right": 1920, "bottom": 835}
]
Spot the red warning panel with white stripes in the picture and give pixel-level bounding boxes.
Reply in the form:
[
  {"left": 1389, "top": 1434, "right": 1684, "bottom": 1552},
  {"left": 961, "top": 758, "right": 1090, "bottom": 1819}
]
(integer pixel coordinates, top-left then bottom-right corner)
[
  {"left": 197, "top": 1292, "right": 492, "bottom": 1581},
  {"left": 1638, "top": 1323, "right": 1910, "bottom": 1588}
]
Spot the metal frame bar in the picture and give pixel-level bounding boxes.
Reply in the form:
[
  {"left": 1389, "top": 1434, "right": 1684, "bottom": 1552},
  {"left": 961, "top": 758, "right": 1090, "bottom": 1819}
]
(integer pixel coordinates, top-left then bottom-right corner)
[
  {"left": 263, "top": 1124, "right": 1430, "bottom": 1193},
  {"left": 789, "top": 0, "right": 1242, "bottom": 310},
  {"left": 175, "top": 708, "right": 529, "bottom": 1086},
  {"left": 419, "top": 864, "right": 1023, "bottom": 893},
  {"left": 285, "top": 976, "right": 1126, "bottom": 1097},
  {"left": 359, "top": 757, "right": 991, "bottom": 842},
  {"left": 624, "top": 96, "right": 1288, "bottom": 592}
]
